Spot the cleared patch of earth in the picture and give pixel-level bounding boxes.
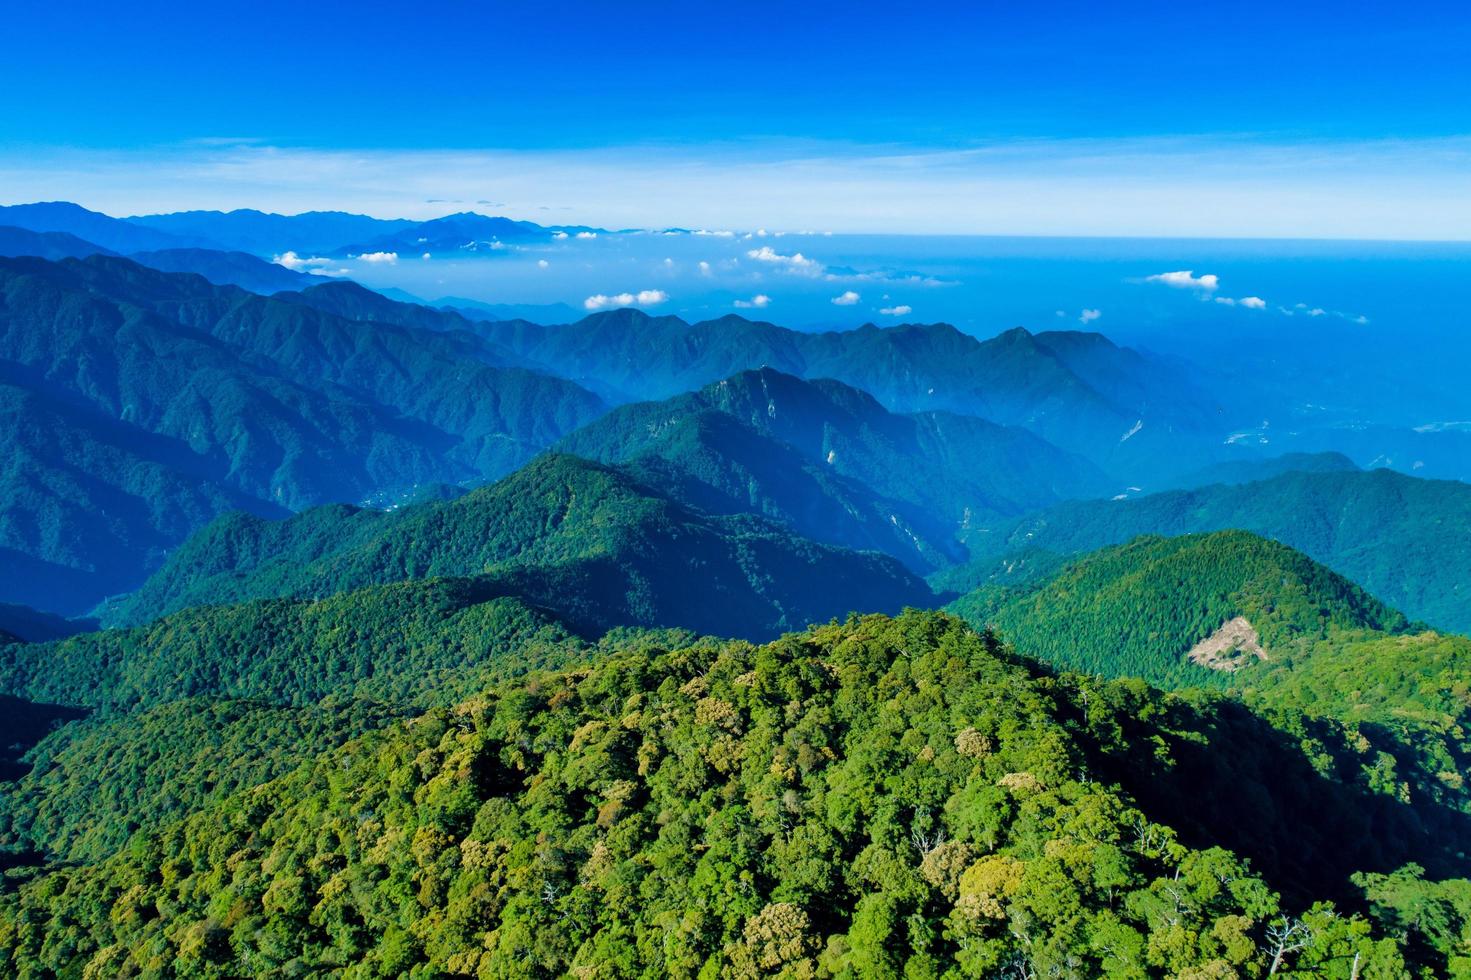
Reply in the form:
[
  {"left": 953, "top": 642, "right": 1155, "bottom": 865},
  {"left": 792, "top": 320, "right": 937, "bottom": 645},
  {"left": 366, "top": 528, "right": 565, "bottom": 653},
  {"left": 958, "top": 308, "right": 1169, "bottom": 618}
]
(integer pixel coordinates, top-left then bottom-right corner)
[{"left": 1187, "top": 616, "right": 1267, "bottom": 672}]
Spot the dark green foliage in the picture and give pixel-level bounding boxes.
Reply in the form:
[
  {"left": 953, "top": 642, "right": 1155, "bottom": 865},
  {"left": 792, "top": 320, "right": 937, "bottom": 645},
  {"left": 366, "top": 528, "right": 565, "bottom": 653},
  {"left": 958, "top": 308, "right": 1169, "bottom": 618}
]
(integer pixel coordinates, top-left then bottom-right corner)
[
  {"left": 1354, "top": 866, "right": 1471, "bottom": 974},
  {"left": 1, "top": 578, "right": 582, "bottom": 713},
  {"left": 0, "top": 611, "right": 1429, "bottom": 977},
  {"left": 0, "top": 697, "right": 404, "bottom": 863},
  {"left": 945, "top": 467, "right": 1471, "bottom": 634},
  {"left": 0, "top": 697, "right": 86, "bottom": 783},
  {"left": 557, "top": 367, "right": 1107, "bottom": 571},
  {"left": 105, "top": 453, "right": 937, "bottom": 638},
  {"left": 947, "top": 531, "right": 1412, "bottom": 688}
]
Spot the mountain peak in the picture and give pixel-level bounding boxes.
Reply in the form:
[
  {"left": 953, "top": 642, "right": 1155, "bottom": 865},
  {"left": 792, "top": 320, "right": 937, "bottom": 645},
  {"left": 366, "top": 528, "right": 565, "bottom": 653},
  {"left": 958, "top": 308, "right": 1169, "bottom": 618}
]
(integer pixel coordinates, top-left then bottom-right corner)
[{"left": 993, "top": 325, "right": 1036, "bottom": 342}]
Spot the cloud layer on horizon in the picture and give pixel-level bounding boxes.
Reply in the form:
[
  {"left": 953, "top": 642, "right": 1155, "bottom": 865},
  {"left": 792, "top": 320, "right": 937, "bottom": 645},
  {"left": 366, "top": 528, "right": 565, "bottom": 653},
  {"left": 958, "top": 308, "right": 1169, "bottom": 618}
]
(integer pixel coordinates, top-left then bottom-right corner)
[{"left": 7, "top": 135, "right": 1471, "bottom": 240}]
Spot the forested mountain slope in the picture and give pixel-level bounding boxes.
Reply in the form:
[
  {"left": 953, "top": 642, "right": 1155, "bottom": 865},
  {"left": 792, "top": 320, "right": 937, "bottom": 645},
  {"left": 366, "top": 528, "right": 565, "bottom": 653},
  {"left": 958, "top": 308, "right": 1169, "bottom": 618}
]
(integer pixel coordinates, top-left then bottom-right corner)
[
  {"left": 940, "top": 467, "right": 1471, "bottom": 634},
  {"left": 0, "top": 254, "right": 605, "bottom": 613},
  {"left": 557, "top": 367, "right": 1108, "bottom": 571},
  {"left": 947, "top": 531, "right": 1414, "bottom": 688},
  {"left": 103, "top": 454, "right": 935, "bottom": 637},
  {"left": 945, "top": 531, "right": 1471, "bottom": 894}
]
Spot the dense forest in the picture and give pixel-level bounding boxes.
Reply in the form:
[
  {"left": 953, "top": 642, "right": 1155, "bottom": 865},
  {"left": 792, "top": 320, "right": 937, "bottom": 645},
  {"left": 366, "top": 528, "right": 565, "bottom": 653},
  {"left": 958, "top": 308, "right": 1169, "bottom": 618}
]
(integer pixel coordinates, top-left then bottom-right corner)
[
  {"left": 0, "top": 235, "right": 1469, "bottom": 976},
  {"left": 4, "top": 610, "right": 1468, "bottom": 977},
  {"left": 945, "top": 531, "right": 1414, "bottom": 688}
]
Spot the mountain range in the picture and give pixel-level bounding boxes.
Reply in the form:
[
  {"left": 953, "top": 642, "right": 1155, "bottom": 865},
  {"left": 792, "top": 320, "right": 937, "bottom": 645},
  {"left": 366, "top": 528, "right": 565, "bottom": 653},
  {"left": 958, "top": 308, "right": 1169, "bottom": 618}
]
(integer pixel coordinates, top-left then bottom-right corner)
[
  {"left": 0, "top": 254, "right": 605, "bottom": 613},
  {"left": 2, "top": 211, "right": 1471, "bottom": 975},
  {"left": 0, "top": 201, "right": 589, "bottom": 259},
  {"left": 936, "top": 466, "right": 1471, "bottom": 634},
  {"left": 557, "top": 367, "right": 1107, "bottom": 570},
  {"left": 101, "top": 453, "right": 933, "bottom": 637},
  {"left": 479, "top": 309, "right": 1236, "bottom": 481}
]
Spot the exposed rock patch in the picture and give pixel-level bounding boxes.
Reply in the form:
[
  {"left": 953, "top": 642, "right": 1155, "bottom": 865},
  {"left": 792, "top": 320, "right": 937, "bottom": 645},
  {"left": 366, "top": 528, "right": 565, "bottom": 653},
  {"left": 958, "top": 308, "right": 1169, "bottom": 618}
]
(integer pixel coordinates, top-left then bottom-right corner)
[{"left": 1187, "top": 616, "right": 1267, "bottom": 672}]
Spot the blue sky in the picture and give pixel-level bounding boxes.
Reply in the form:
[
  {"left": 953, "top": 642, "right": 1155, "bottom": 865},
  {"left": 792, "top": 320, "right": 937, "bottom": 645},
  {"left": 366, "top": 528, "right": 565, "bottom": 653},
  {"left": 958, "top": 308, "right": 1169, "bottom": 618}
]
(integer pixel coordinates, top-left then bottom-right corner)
[{"left": 3, "top": 1, "right": 1471, "bottom": 236}]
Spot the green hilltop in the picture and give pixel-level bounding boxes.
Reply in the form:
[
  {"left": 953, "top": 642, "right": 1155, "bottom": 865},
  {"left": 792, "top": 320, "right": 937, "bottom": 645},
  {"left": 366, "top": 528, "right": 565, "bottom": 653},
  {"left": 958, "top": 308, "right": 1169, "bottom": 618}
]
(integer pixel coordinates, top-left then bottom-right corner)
[
  {"left": 941, "top": 467, "right": 1471, "bottom": 635},
  {"left": 4, "top": 609, "right": 1466, "bottom": 977},
  {"left": 101, "top": 453, "right": 936, "bottom": 639}
]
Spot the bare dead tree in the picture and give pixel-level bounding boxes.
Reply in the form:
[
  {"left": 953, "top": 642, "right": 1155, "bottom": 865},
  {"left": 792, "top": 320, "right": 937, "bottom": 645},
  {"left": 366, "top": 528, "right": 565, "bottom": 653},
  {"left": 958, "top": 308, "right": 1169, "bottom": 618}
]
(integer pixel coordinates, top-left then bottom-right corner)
[{"left": 1265, "top": 916, "right": 1312, "bottom": 976}]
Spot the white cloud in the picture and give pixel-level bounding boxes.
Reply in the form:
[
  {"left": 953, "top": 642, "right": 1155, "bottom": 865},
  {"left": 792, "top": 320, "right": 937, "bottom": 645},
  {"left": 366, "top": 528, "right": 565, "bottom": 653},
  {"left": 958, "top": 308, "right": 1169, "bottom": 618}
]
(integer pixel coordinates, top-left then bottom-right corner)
[
  {"left": 747, "top": 246, "right": 822, "bottom": 273},
  {"left": 421, "top": 252, "right": 431, "bottom": 260},
  {"left": 879, "top": 304, "right": 912, "bottom": 316},
  {"left": 1144, "top": 270, "right": 1219, "bottom": 291},
  {"left": 733, "top": 294, "right": 771, "bottom": 309},
  {"left": 537, "top": 259, "right": 550, "bottom": 269},
  {"left": 308, "top": 267, "right": 351, "bottom": 278},
  {"left": 663, "top": 257, "right": 674, "bottom": 267},
  {"left": 575, "top": 231, "right": 597, "bottom": 239},
  {"left": 698, "top": 260, "right": 712, "bottom": 276},
  {"left": 355, "top": 251, "right": 398, "bottom": 264},
  {"left": 693, "top": 229, "right": 735, "bottom": 237},
  {"left": 1079, "top": 308, "right": 1102, "bottom": 323},
  {"left": 272, "top": 250, "right": 334, "bottom": 271},
  {"left": 552, "top": 231, "right": 568, "bottom": 240},
  {"left": 583, "top": 289, "right": 668, "bottom": 311},
  {"left": 1214, "top": 295, "right": 1267, "bottom": 309},
  {"left": 830, "top": 290, "right": 861, "bottom": 306}
]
